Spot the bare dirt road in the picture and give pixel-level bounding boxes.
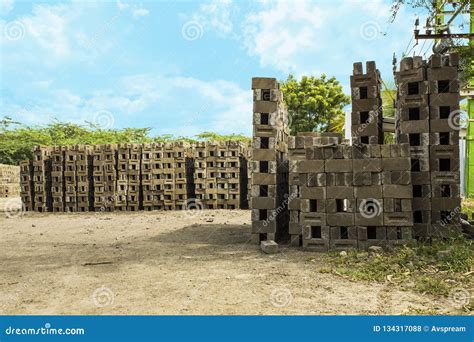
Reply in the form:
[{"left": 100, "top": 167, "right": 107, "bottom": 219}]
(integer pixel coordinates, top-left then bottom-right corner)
[{"left": 0, "top": 198, "right": 457, "bottom": 315}]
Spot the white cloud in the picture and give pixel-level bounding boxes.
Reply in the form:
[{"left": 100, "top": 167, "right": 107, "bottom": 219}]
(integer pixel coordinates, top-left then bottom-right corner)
[
  {"left": 116, "top": 0, "right": 129, "bottom": 11},
  {"left": 242, "top": 0, "right": 415, "bottom": 77},
  {"left": 6, "top": 73, "right": 252, "bottom": 136},
  {"left": 132, "top": 7, "right": 149, "bottom": 18},
  {"left": 0, "top": 0, "right": 14, "bottom": 15},
  {"left": 21, "top": 4, "right": 72, "bottom": 57},
  {"left": 185, "top": 0, "right": 235, "bottom": 37}
]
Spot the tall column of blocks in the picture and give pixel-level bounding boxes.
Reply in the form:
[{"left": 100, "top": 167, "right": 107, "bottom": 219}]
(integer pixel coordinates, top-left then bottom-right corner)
[
  {"left": 351, "top": 61, "right": 384, "bottom": 145},
  {"left": 142, "top": 143, "right": 157, "bottom": 211},
  {"left": 19, "top": 160, "right": 34, "bottom": 212},
  {"left": 395, "top": 56, "right": 432, "bottom": 238},
  {"left": 127, "top": 144, "right": 141, "bottom": 211},
  {"left": 427, "top": 53, "right": 462, "bottom": 237},
  {"left": 51, "top": 147, "right": 65, "bottom": 212},
  {"left": 116, "top": 144, "right": 130, "bottom": 211},
  {"left": 250, "top": 77, "right": 289, "bottom": 243},
  {"left": 32, "top": 146, "right": 51, "bottom": 213},
  {"left": 396, "top": 53, "right": 462, "bottom": 238},
  {"left": 193, "top": 142, "right": 208, "bottom": 207},
  {"left": 93, "top": 144, "right": 117, "bottom": 212}
]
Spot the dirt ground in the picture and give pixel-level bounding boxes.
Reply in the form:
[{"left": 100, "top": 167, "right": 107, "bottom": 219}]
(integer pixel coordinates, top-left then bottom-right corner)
[{"left": 0, "top": 197, "right": 458, "bottom": 315}]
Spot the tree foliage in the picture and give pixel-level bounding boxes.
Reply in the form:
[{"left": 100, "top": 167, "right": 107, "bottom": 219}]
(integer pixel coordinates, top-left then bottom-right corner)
[
  {"left": 280, "top": 75, "right": 350, "bottom": 135},
  {"left": 0, "top": 117, "right": 249, "bottom": 165}
]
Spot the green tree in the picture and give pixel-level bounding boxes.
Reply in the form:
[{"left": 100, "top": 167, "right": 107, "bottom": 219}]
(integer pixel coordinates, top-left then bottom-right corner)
[
  {"left": 280, "top": 75, "right": 350, "bottom": 135},
  {"left": 0, "top": 117, "right": 250, "bottom": 165}
]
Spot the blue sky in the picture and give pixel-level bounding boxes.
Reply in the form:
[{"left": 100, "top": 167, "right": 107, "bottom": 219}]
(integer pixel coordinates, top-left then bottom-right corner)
[{"left": 0, "top": 0, "right": 445, "bottom": 137}]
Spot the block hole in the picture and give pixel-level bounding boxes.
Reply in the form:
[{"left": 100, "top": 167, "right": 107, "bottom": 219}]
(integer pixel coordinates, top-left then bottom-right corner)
[
  {"left": 437, "top": 80, "right": 450, "bottom": 93},
  {"left": 413, "top": 185, "right": 422, "bottom": 198},
  {"left": 439, "top": 106, "right": 450, "bottom": 119},
  {"left": 367, "top": 226, "right": 377, "bottom": 240},
  {"left": 359, "top": 87, "right": 368, "bottom": 99},
  {"left": 409, "top": 133, "right": 420, "bottom": 146},
  {"left": 260, "top": 113, "right": 269, "bottom": 125},
  {"left": 359, "top": 111, "right": 369, "bottom": 123},
  {"left": 259, "top": 209, "right": 267, "bottom": 221},
  {"left": 439, "top": 132, "right": 450, "bottom": 145},
  {"left": 441, "top": 184, "right": 451, "bottom": 197},
  {"left": 408, "top": 107, "right": 420, "bottom": 120},
  {"left": 259, "top": 185, "right": 268, "bottom": 197},
  {"left": 439, "top": 158, "right": 451, "bottom": 171},
  {"left": 340, "top": 226, "right": 348, "bottom": 239},
  {"left": 309, "top": 199, "right": 317, "bottom": 212},
  {"left": 411, "top": 159, "right": 420, "bottom": 172},
  {"left": 259, "top": 161, "right": 269, "bottom": 173},
  {"left": 311, "top": 226, "right": 321, "bottom": 239},
  {"left": 407, "top": 82, "right": 419, "bottom": 95},
  {"left": 414, "top": 211, "right": 423, "bottom": 223}
]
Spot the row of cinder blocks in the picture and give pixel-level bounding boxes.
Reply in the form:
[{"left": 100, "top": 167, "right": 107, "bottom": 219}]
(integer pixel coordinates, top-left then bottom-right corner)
[
  {"left": 20, "top": 142, "right": 249, "bottom": 212},
  {"left": 395, "top": 53, "right": 461, "bottom": 239},
  {"left": 0, "top": 163, "right": 20, "bottom": 198},
  {"left": 250, "top": 77, "right": 290, "bottom": 243},
  {"left": 302, "top": 226, "right": 412, "bottom": 251},
  {"left": 192, "top": 141, "right": 249, "bottom": 209}
]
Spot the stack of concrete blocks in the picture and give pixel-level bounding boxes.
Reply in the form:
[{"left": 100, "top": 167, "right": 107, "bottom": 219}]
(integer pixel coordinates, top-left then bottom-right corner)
[
  {"left": 142, "top": 143, "right": 158, "bottom": 211},
  {"left": 291, "top": 141, "right": 413, "bottom": 251},
  {"left": 395, "top": 56, "right": 431, "bottom": 239},
  {"left": 351, "top": 61, "right": 384, "bottom": 145},
  {"left": 0, "top": 164, "right": 20, "bottom": 198},
  {"left": 173, "top": 142, "right": 193, "bottom": 210},
  {"left": 76, "top": 145, "right": 93, "bottom": 212},
  {"left": 62, "top": 145, "right": 93, "bottom": 212},
  {"left": 250, "top": 77, "right": 289, "bottom": 243},
  {"left": 116, "top": 144, "right": 130, "bottom": 211},
  {"left": 427, "top": 53, "right": 462, "bottom": 237},
  {"left": 64, "top": 146, "right": 77, "bottom": 212},
  {"left": 19, "top": 160, "right": 34, "bottom": 211},
  {"left": 32, "top": 146, "right": 51, "bottom": 213},
  {"left": 92, "top": 144, "right": 117, "bottom": 212},
  {"left": 287, "top": 132, "right": 343, "bottom": 247},
  {"left": 127, "top": 144, "right": 142, "bottom": 211},
  {"left": 51, "top": 146, "right": 65, "bottom": 212},
  {"left": 357, "top": 144, "right": 413, "bottom": 249},
  {"left": 395, "top": 53, "right": 461, "bottom": 238},
  {"left": 192, "top": 141, "right": 209, "bottom": 207}
]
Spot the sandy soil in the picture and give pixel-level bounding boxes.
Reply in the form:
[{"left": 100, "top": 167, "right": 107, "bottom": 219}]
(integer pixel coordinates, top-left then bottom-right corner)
[{"left": 0, "top": 197, "right": 457, "bottom": 315}]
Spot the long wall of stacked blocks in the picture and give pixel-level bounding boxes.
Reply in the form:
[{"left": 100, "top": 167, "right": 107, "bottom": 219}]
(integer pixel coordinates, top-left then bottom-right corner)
[{"left": 18, "top": 53, "right": 463, "bottom": 251}]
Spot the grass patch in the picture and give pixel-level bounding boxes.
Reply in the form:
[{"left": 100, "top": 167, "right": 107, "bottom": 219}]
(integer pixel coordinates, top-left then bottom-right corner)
[
  {"left": 462, "top": 198, "right": 474, "bottom": 219},
  {"left": 323, "top": 237, "right": 473, "bottom": 299}
]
